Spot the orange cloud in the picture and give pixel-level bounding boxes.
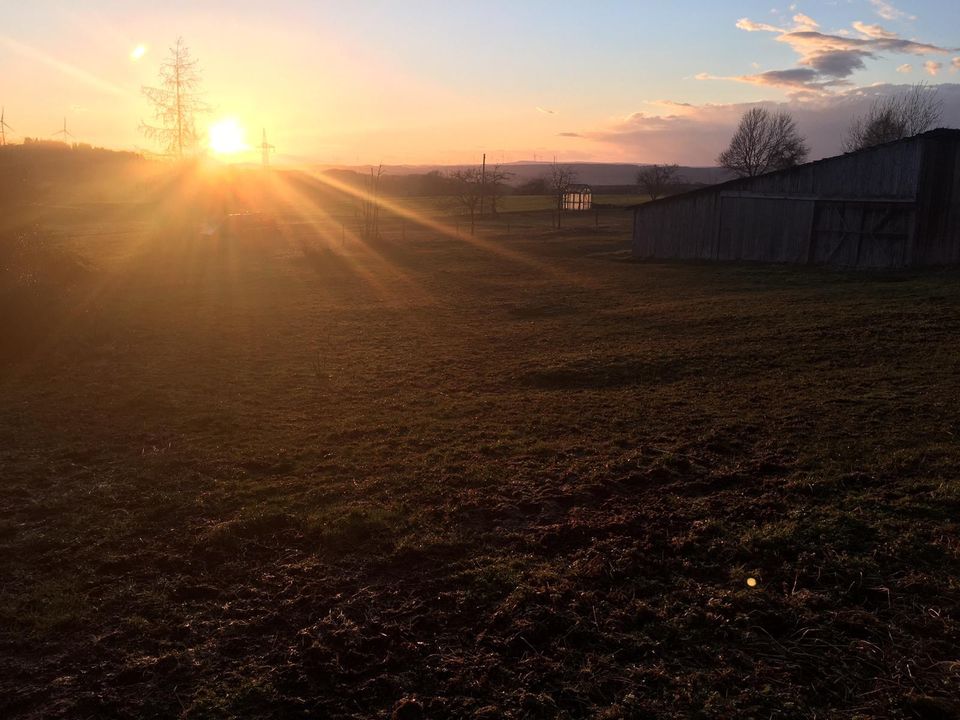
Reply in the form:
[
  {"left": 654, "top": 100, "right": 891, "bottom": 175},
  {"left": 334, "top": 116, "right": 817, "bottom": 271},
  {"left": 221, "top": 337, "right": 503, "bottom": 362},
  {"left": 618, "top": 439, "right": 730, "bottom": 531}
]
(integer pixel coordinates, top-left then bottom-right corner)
[{"left": 852, "top": 21, "right": 897, "bottom": 40}]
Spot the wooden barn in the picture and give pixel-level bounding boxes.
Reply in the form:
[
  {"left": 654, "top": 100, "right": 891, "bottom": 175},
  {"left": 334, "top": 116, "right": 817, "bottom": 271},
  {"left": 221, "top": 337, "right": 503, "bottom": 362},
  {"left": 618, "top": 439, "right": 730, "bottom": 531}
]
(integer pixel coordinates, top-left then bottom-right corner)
[{"left": 632, "top": 129, "right": 960, "bottom": 268}]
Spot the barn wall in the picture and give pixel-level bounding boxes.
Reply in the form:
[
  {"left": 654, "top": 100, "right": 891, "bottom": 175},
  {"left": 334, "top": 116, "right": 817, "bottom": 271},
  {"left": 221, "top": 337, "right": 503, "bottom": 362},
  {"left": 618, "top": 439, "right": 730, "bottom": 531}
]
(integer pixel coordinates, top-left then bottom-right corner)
[
  {"left": 718, "top": 196, "right": 814, "bottom": 263},
  {"left": 632, "top": 134, "right": 937, "bottom": 268},
  {"left": 633, "top": 192, "right": 719, "bottom": 260},
  {"left": 743, "top": 140, "right": 922, "bottom": 199},
  {"left": 914, "top": 134, "right": 960, "bottom": 265}
]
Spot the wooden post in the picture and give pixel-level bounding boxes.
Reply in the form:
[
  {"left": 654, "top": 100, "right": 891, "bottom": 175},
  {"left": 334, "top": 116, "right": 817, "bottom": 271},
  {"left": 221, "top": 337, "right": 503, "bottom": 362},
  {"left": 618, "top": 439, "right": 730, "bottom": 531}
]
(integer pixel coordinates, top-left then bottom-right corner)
[{"left": 479, "top": 153, "right": 486, "bottom": 217}]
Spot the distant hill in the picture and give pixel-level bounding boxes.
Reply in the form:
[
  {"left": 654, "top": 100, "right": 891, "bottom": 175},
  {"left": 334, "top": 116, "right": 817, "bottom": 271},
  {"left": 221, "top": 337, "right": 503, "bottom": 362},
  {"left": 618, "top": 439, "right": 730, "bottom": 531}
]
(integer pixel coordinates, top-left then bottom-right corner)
[
  {"left": 0, "top": 141, "right": 149, "bottom": 209},
  {"left": 312, "top": 162, "right": 735, "bottom": 188},
  {"left": 499, "top": 162, "right": 734, "bottom": 186}
]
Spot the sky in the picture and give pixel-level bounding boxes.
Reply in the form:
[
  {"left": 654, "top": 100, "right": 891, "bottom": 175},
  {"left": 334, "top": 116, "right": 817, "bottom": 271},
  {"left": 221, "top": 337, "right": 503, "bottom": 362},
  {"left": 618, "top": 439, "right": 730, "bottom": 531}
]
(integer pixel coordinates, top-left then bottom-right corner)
[{"left": 2, "top": 0, "right": 959, "bottom": 165}]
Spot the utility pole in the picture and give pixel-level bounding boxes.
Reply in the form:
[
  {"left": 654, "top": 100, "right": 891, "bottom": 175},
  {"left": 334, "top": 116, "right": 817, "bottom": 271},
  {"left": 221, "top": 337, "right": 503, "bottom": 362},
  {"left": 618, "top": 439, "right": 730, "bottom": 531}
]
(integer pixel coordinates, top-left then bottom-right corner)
[{"left": 479, "top": 152, "right": 486, "bottom": 217}]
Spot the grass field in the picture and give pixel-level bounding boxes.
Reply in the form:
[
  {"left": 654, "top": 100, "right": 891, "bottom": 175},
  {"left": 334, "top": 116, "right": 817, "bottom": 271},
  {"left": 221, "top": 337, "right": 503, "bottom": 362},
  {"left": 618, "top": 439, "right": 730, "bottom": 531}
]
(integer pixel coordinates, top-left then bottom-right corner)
[{"left": 2, "top": 204, "right": 960, "bottom": 719}]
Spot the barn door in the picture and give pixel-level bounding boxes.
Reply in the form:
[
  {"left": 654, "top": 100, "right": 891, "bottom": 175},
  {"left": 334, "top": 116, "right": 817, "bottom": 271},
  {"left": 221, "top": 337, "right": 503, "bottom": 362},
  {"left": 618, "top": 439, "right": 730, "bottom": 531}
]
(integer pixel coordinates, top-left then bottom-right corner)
[{"left": 810, "top": 202, "right": 912, "bottom": 268}]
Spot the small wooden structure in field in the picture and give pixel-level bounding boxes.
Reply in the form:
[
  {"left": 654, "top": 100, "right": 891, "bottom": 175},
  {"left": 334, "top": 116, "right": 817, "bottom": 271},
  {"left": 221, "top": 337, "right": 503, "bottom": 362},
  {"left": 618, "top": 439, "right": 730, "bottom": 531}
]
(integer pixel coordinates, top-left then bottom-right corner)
[
  {"left": 632, "top": 129, "right": 960, "bottom": 269},
  {"left": 563, "top": 184, "right": 592, "bottom": 211}
]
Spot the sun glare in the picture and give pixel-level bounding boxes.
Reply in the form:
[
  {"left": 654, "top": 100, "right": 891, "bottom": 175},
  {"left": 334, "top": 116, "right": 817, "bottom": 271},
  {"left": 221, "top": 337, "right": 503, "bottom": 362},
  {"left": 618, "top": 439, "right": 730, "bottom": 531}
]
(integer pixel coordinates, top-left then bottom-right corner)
[
  {"left": 208, "top": 118, "right": 249, "bottom": 155},
  {"left": 130, "top": 44, "right": 147, "bottom": 61}
]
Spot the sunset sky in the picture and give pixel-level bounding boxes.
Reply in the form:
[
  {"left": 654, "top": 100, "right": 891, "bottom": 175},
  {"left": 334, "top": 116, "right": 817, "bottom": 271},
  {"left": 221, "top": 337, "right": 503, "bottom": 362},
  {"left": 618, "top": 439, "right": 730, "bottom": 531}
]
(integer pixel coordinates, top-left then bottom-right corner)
[{"left": 2, "top": 0, "right": 959, "bottom": 165}]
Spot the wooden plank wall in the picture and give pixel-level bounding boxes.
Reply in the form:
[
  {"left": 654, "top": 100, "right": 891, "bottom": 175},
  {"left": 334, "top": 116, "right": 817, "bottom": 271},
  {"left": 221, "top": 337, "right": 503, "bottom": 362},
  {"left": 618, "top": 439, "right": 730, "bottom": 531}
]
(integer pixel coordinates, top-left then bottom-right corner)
[
  {"left": 914, "top": 134, "right": 960, "bottom": 265},
  {"left": 632, "top": 136, "right": 933, "bottom": 268}
]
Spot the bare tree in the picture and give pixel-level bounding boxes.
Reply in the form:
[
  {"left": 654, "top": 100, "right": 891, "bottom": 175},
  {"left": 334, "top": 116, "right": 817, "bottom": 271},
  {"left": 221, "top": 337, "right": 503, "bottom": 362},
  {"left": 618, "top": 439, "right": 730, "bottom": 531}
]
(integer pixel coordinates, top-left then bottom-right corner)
[
  {"left": 843, "top": 84, "right": 942, "bottom": 152},
  {"left": 358, "top": 165, "right": 384, "bottom": 240},
  {"left": 140, "top": 38, "right": 210, "bottom": 158},
  {"left": 637, "top": 164, "right": 680, "bottom": 200},
  {"left": 718, "top": 107, "right": 809, "bottom": 178},
  {"left": 449, "top": 167, "right": 483, "bottom": 235},
  {"left": 482, "top": 165, "right": 513, "bottom": 216},
  {"left": 547, "top": 163, "right": 577, "bottom": 228}
]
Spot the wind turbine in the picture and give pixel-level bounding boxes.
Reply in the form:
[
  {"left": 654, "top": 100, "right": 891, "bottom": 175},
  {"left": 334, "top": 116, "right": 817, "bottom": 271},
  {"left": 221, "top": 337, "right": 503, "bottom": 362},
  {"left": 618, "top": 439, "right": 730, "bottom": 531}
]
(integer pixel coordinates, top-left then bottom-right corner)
[
  {"left": 260, "top": 128, "right": 275, "bottom": 167},
  {"left": 0, "top": 107, "right": 13, "bottom": 146},
  {"left": 52, "top": 116, "right": 75, "bottom": 143}
]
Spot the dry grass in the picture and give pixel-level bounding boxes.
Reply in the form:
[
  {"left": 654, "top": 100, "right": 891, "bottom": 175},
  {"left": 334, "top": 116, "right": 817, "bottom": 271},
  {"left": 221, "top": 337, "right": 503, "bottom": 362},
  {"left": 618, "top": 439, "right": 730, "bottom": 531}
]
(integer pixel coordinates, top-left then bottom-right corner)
[{"left": 1, "top": 206, "right": 959, "bottom": 719}]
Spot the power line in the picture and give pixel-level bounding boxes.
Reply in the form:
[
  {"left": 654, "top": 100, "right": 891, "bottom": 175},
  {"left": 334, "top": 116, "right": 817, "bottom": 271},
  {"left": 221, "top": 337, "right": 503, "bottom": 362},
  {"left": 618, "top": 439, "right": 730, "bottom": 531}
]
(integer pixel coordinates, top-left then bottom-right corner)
[{"left": 260, "top": 128, "right": 275, "bottom": 167}]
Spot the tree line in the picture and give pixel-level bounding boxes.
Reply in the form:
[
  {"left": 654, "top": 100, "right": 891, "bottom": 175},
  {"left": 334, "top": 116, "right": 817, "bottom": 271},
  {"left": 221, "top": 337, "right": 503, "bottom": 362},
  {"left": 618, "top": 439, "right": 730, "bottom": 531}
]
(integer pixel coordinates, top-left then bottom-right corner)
[
  {"left": 633, "top": 84, "right": 944, "bottom": 200},
  {"left": 717, "top": 84, "right": 943, "bottom": 179}
]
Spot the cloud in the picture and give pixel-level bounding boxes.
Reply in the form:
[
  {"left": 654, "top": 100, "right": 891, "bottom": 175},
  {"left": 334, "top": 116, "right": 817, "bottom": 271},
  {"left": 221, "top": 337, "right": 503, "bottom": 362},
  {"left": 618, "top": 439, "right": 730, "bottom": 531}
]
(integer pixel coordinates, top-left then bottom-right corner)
[
  {"left": 558, "top": 132, "right": 582, "bottom": 137},
  {"left": 568, "top": 83, "right": 960, "bottom": 164},
  {"left": 852, "top": 21, "right": 897, "bottom": 39},
  {"left": 925, "top": 60, "right": 942, "bottom": 76},
  {"left": 804, "top": 49, "right": 872, "bottom": 77},
  {"left": 735, "top": 68, "right": 823, "bottom": 89},
  {"left": 736, "top": 18, "right": 784, "bottom": 33},
  {"left": 897, "top": 63, "right": 913, "bottom": 73},
  {"left": 869, "top": 0, "right": 916, "bottom": 21},
  {"left": 716, "top": 14, "right": 955, "bottom": 93}
]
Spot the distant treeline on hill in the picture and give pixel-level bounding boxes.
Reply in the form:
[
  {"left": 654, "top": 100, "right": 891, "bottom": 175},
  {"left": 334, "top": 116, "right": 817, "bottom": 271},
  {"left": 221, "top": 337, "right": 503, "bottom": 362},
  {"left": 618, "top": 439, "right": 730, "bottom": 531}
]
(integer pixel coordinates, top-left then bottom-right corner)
[
  {"left": 322, "top": 169, "right": 475, "bottom": 198},
  {"left": 321, "top": 169, "right": 710, "bottom": 198},
  {"left": 0, "top": 141, "right": 147, "bottom": 207}
]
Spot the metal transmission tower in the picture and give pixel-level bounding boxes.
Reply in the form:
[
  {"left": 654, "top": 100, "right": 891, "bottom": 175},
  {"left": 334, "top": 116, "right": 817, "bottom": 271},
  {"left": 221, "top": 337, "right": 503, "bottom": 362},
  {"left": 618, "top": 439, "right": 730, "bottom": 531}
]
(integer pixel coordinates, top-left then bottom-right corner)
[
  {"left": 260, "top": 128, "right": 275, "bottom": 167},
  {"left": 0, "top": 107, "right": 13, "bottom": 146},
  {"left": 52, "top": 116, "right": 76, "bottom": 143}
]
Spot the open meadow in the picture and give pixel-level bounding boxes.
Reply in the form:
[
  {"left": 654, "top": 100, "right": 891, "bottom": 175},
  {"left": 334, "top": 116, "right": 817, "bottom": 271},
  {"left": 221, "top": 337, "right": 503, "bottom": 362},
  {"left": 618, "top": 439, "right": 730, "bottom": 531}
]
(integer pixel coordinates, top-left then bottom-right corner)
[{"left": 2, "top": 200, "right": 960, "bottom": 719}]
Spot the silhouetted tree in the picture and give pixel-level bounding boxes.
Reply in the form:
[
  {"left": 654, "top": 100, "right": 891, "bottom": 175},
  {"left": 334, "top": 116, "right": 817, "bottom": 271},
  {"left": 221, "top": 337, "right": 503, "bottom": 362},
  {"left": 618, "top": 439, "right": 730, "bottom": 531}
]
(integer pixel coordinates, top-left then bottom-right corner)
[
  {"left": 358, "top": 165, "right": 384, "bottom": 240},
  {"left": 637, "top": 164, "right": 680, "bottom": 200},
  {"left": 843, "top": 84, "right": 942, "bottom": 152},
  {"left": 140, "top": 38, "right": 210, "bottom": 158},
  {"left": 547, "top": 163, "right": 577, "bottom": 228},
  {"left": 482, "top": 165, "right": 513, "bottom": 216},
  {"left": 514, "top": 177, "right": 547, "bottom": 195},
  {"left": 718, "top": 107, "right": 808, "bottom": 178},
  {"left": 449, "top": 167, "right": 483, "bottom": 234}
]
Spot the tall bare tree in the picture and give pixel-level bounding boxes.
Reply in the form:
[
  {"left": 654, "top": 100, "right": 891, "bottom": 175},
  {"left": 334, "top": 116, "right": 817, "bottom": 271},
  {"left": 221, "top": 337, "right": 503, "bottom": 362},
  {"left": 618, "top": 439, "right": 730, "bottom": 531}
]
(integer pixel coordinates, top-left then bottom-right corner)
[
  {"left": 140, "top": 38, "right": 210, "bottom": 158},
  {"left": 842, "top": 84, "right": 942, "bottom": 152},
  {"left": 637, "top": 164, "right": 680, "bottom": 200},
  {"left": 718, "top": 107, "right": 808, "bottom": 178},
  {"left": 547, "top": 163, "right": 577, "bottom": 228}
]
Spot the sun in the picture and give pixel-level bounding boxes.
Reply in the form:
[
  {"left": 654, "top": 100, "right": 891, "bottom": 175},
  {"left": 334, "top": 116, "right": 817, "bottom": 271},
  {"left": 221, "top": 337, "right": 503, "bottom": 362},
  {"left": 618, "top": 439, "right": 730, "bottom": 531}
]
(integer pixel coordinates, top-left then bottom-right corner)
[{"left": 208, "top": 118, "right": 249, "bottom": 155}]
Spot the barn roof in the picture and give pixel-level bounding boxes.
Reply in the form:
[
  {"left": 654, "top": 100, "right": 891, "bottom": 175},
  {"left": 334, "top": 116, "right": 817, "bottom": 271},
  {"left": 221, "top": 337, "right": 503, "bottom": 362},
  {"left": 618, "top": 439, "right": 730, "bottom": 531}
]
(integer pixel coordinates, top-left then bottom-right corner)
[{"left": 633, "top": 127, "right": 960, "bottom": 213}]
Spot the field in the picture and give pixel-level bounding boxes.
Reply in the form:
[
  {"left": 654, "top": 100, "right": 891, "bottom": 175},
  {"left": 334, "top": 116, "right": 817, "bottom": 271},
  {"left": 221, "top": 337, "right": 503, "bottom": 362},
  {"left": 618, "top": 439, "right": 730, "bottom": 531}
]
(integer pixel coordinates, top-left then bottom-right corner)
[{"left": 2, "top": 200, "right": 960, "bottom": 719}]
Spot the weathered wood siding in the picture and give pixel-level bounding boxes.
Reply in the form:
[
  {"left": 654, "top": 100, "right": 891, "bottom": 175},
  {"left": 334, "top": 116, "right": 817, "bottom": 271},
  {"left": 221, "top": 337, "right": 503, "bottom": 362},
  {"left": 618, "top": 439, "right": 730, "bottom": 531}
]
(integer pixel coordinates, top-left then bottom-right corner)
[
  {"left": 631, "top": 132, "right": 954, "bottom": 268},
  {"left": 914, "top": 133, "right": 960, "bottom": 265}
]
